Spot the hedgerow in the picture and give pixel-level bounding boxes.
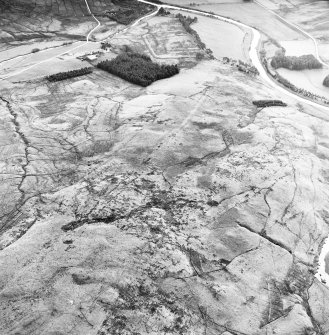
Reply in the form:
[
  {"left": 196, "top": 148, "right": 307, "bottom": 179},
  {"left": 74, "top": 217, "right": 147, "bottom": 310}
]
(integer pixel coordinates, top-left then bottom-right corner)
[{"left": 46, "top": 67, "right": 93, "bottom": 82}]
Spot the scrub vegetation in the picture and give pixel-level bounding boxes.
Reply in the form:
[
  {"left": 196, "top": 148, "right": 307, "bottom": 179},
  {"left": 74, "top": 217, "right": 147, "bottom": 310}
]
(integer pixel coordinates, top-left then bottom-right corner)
[
  {"left": 176, "top": 13, "right": 206, "bottom": 50},
  {"left": 105, "top": 0, "right": 156, "bottom": 25},
  {"left": 97, "top": 52, "right": 179, "bottom": 86}
]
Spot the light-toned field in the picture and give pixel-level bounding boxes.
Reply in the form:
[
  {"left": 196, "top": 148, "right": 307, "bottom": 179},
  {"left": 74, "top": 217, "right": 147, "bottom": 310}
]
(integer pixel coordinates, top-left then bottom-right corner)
[
  {"left": 0, "top": 41, "right": 76, "bottom": 63},
  {"left": 0, "top": 11, "right": 208, "bottom": 84},
  {"left": 256, "top": 0, "right": 295, "bottom": 10},
  {"left": 276, "top": 0, "right": 329, "bottom": 36},
  {"left": 0, "top": 10, "right": 95, "bottom": 44},
  {"left": 5, "top": 57, "right": 91, "bottom": 82},
  {"left": 0, "top": 42, "right": 101, "bottom": 81},
  {"left": 277, "top": 68, "right": 329, "bottom": 99},
  {"left": 280, "top": 39, "right": 316, "bottom": 57},
  {"left": 2, "top": 2, "right": 329, "bottom": 335},
  {"left": 272, "top": 0, "right": 329, "bottom": 63},
  {"left": 1, "top": 56, "right": 329, "bottom": 333},
  {"left": 173, "top": 10, "right": 250, "bottom": 62},
  {"left": 165, "top": 1, "right": 304, "bottom": 41},
  {"left": 108, "top": 15, "right": 204, "bottom": 64},
  {"left": 143, "top": 16, "right": 200, "bottom": 59},
  {"left": 196, "top": 3, "right": 303, "bottom": 41}
]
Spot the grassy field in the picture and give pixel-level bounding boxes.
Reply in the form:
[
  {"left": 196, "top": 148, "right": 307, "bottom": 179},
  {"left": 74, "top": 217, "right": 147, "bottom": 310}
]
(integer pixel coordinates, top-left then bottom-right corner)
[
  {"left": 2, "top": 2, "right": 329, "bottom": 333},
  {"left": 0, "top": 0, "right": 99, "bottom": 44},
  {"left": 108, "top": 15, "right": 203, "bottom": 66},
  {"left": 174, "top": 10, "right": 250, "bottom": 62},
  {"left": 1, "top": 57, "right": 329, "bottom": 334},
  {"left": 143, "top": 16, "right": 200, "bottom": 60},
  {"left": 165, "top": 1, "right": 304, "bottom": 42},
  {"left": 0, "top": 8, "right": 208, "bottom": 83},
  {"left": 198, "top": 3, "right": 303, "bottom": 41},
  {"left": 0, "top": 0, "right": 155, "bottom": 48},
  {"left": 274, "top": 0, "right": 329, "bottom": 63},
  {"left": 277, "top": 68, "right": 329, "bottom": 100},
  {"left": 280, "top": 40, "right": 316, "bottom": 57},
  {"left": 0, "top": 41, "right": 100, "bottom": 82},
  {"left": 256, "top": 0, "right": 295, "bottom": 10},
  {"left": 0, "top": 41, "right": 73, "bottom": 63}
]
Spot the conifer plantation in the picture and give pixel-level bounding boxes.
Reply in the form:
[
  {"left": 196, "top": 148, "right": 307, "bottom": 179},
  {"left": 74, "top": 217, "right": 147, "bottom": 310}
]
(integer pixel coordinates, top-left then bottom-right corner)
[{"left": 97, "top": 52, "right": 179, "bottom": 86}]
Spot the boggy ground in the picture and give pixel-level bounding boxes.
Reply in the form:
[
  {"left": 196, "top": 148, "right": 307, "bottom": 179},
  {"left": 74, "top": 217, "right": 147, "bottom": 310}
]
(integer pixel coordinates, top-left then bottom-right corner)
[
  {"left": 1, "top": 55, "right": 329, "bottom": 334},
  {"left": 0, "top": 0, "right": 155, "bottom": 60}
]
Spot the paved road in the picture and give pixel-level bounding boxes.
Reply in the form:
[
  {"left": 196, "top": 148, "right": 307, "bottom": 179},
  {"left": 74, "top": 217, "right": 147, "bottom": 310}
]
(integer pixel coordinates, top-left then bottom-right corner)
[
  {"left": 0, "top": 0, "right": 101, "bottom": 82},
  {"left": 137, "top": 0, "right": 329, "bottom": 285},
  {"left": 137, "top": 0, "right": 329, "bottom": 112},
  {"left": 83, "top": 0, "right": 101, "bottom": 42},
  {"left": 254, "top": 0, "right": 329, "bottom": 68},
  {"left": 0, "top": 0, "right": 160, "bottom": 82}
]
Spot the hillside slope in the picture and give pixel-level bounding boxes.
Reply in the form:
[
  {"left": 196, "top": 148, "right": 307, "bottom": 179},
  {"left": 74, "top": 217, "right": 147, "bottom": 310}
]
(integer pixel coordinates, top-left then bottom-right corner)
[
  {"left": 0, "top": 0, "right": 155, "bottom": 43},
  {"left": 0, "top": 58, "right": 329, "bottom": 334}
]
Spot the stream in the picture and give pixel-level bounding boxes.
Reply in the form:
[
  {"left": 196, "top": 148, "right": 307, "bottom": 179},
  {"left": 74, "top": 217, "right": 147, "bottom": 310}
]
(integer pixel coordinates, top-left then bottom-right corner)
[{"left": 138, "top": 0, "right": 329, "bottom": 285}]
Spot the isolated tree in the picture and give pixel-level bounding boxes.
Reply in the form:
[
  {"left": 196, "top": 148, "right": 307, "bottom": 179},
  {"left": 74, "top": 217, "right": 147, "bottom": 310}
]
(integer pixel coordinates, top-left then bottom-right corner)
[{"left": 323, "top": 75, "right": 329, "bottom": 87}]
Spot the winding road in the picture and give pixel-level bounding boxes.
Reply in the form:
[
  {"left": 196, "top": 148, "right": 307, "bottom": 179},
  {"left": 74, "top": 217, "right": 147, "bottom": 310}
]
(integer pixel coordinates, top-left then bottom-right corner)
[
  {"left": 0, "top": 0, "right": 161, "bottom": 82},
  {"left": 0, "top": 0, "right": 100, "bottom": 71},
  {"left": 137, "top": 0, "right": 329, "bottom": 113},
  {"left": 83, "top": 0, "right": 101, "bottom": 42},
  {"left": 137, "top": 0, "right": 329, "bottom": 285},
  {"left": 0, "top": 0, "right": 100, "bottom": 82},
  {"left": 0, "top": 0, "right": 328, "bottom": 286},
  {"left": 254, "top": 0, "right": 329, "bottom": 69}
]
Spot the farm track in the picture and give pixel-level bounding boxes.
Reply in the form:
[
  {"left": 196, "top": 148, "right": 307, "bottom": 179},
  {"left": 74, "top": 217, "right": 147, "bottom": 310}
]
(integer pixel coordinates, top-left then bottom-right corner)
[
  {"left": 136, "top": 0, "right": 329, "bottom": 285},
  {"left": 0, "top": 0, "right": 100, "bottom": 81},
  {"left": 254, "top": 0, "right": 329, "bottom": 68},
  {"left": 0, "top": 0, "right": 160, "bottom": 81},
  {"left": 2, "top": 0, "right": 329, "bottom": 285},
  {"left": 137, "top": 0, "right": 329, "bottom": 113}
]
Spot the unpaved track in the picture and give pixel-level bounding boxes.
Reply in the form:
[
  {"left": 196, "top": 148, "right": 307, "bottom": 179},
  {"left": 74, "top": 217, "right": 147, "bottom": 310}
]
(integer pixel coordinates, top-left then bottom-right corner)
[
  {"left": 137, "top": 0, "right": 329, "bottom": 114},
  {"left": 254, "top": 0, "right": 329, "bottom": 68},
  {"left": 83, "top": 0, "right": 101, "bottom": 42},
  {"left": 1, "top": 0, "right": 329, "bottom": 282},
  {"left": 137, "top": 0, "right": 329, "bottom": 285},
  {"left": 0, "top": 0, "right": 159, "bottom": 82},
  {"left": 0, "top": 0, "right": 100, "bottom": 82}
]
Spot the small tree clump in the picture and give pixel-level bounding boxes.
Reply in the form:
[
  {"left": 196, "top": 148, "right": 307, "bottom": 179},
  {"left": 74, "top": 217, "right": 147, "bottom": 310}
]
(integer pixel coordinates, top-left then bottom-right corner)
[
  {"left": 323, "top": 75, "right": 329, "bottom": 87},
  {"left": 195, "top": 52, "right": 204, "bottom": 61},
  {"left": 271, "top": 53, "right": 322, "bottom": 70}
]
